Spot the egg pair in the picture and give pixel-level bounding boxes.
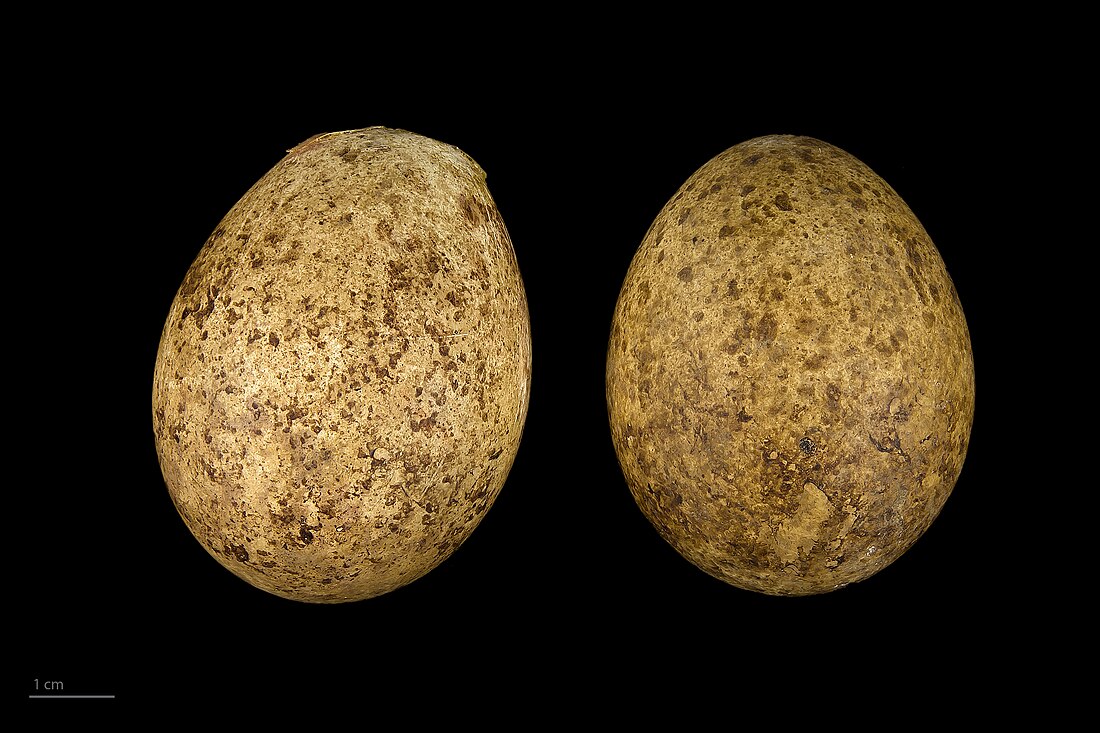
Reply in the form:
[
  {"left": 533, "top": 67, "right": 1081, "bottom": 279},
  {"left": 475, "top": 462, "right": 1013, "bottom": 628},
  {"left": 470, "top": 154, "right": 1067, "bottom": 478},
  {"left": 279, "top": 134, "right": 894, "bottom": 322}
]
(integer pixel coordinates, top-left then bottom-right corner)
[{"left": 152, "top": 128, "right": 974, "bottom": 602}]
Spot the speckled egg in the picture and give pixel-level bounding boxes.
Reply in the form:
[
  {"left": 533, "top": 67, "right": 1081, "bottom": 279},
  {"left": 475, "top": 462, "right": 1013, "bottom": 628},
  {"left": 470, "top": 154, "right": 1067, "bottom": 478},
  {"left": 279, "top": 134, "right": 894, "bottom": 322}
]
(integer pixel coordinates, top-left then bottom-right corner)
[
  {"left": 606, "top": 135, "right": 974, "bottom": 596},
  {"left": 152, "top": 127, "right": 531, "bottom": 603}
]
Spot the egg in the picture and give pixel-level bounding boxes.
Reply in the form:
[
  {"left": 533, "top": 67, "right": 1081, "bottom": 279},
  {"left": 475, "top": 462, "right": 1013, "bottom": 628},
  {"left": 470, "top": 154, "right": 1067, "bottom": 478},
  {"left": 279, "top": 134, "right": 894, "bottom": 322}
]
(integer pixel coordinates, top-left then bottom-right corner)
[
  {"left": 606, "top": 135, "right": 974, "bottom": 596},
  {"left": 152, "top": 127, "right": 531, "bottom": 602}
]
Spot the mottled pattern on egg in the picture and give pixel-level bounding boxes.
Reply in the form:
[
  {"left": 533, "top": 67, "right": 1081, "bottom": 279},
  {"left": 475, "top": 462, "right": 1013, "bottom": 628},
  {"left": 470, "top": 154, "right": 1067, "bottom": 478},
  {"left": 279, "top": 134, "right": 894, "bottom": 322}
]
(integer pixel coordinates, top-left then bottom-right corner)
[
  {"left": 606, "top": 135, "right": 974, "bottom": 596},
  {"left": 153, "top": 128, "right": 531, "bottom": 602}
]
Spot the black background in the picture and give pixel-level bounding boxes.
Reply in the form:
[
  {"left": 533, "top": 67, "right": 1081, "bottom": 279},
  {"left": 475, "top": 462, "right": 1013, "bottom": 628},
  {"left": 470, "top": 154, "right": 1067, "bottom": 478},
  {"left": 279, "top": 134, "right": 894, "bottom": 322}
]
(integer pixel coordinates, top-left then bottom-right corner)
[{"left": 21, "top": 44, "right": 1045, "bottom": 711}]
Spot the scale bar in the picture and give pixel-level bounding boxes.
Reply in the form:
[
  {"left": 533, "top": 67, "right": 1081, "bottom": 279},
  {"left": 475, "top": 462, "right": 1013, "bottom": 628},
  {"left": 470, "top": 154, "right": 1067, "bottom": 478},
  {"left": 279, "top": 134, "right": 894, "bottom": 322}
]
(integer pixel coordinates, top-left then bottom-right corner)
[{"left": 29, "top": 695, "right": 115, "bottom": 699}]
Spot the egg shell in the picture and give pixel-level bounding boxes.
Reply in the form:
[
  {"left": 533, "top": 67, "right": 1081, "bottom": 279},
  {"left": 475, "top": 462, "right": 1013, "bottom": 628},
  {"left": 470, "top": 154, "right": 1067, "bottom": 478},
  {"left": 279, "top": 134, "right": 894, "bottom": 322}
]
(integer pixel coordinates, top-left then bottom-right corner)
[
  {"left": 606, "top": 134, "right": 975, "bottom": 596},
  {"left": 152, "top": 127, "right": 531, "bottom": 602}
]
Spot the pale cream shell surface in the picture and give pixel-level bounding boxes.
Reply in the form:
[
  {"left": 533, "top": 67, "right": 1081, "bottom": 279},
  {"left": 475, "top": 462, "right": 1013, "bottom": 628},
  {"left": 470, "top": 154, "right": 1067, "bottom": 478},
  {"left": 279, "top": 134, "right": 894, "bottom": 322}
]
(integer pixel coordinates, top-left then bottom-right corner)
[
  {"left": 152, "top": 128, "right": 531, "bottom": 602},
  {"left": 607, "top": 135, "right": 975, "bottom": 596}
]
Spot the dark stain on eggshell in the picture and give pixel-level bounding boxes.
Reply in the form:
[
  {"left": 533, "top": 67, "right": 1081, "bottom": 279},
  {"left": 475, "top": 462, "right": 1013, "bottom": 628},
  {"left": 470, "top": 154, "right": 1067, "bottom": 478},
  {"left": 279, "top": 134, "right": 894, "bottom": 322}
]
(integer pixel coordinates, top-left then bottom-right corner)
[
  {"left": 606, "top": 134, "right": 974, "bottom": 596},
  {"left": 152, "top": 127, "right": 532, "bottom": 603}
]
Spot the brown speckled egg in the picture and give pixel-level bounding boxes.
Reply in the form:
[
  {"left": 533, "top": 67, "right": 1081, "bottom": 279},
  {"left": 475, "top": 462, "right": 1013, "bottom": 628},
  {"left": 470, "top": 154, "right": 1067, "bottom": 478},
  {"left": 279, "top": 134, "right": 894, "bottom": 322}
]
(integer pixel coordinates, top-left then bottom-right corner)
[
  {"left": 606, "top": 135, "right": 974, "bottom": 596},
  {"left": 152, "top": 128, "right": 531, "bottom": 603}
]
